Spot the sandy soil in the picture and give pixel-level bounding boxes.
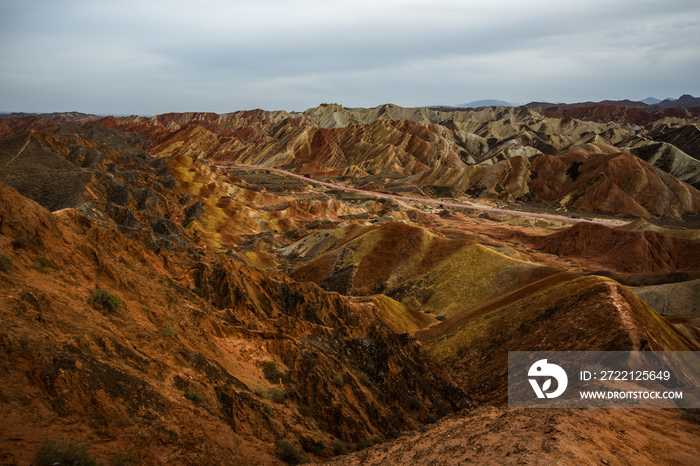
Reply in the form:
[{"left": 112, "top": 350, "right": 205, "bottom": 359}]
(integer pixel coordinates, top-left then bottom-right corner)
[{"left": 314, "top": 406, "right": 700, "bottom": 466}]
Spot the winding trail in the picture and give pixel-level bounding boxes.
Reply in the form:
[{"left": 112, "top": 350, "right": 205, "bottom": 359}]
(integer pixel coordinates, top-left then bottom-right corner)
[
  {"left": 207, "top": 162, "right": 622, "bottom": 227},
  {"left": 3, "top": 131, "right": 33, "bottom": 169}
]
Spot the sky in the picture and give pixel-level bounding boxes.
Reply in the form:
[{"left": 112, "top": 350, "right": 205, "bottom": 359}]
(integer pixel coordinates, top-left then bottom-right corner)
[{"left": 1, "top": 0, "right": 699, "bottom": 115}]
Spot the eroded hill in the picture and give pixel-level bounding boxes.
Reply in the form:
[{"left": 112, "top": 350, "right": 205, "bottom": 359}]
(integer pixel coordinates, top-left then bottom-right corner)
[{"left": 2, "top": 104, "right": 700, "bottom": 465}]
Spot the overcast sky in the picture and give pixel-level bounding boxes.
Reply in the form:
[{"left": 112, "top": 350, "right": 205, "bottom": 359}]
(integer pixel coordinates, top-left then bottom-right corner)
[{"left": 1, "top": 0, "right": 699, "bottom": 115}]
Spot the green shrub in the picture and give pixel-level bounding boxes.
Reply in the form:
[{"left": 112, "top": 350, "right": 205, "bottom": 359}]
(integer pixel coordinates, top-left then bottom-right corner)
[
  {"left": 11, "top": 237, "right": 28, "bottom": 249},
  {"left": 192, "top": 287, "right": 205, "bottom": 297},
  {"left": 88, "top": 289, "right": 122, "bottom": 313},
  {"left": 357, "top": 437, "right": 373, "bottom": 450},
  {"left": 298, "top": 405, "right": 311, "bottom": 417},
  {"left": 357, "top": 436, "right": 382, "bottom": 450},
  {"left": 35, "top": 438, "right": 100, "bottom": 466},
  {"left": 268, "top": 386, "right": 286, "bottom": 404},
  {"left": 313, "top": 439, "right": 325, "bottom": 454},
  {"left": 681, "top": 408, "right": 700, "bottom": 424},
  {"left": 254, "top": 384, "right": 267, "bottom": 397},
  {"left": 333, "top": 438, "right": 351, "bottom": 455},
  {"left": 262, "top": 402, "right": 272, "bottom": 415},
  {"left": 0, "top": 254, "right": 12, "bottom": 273},
  {"left": 112, "top": 453, "right": 138, "bottom": 466},
  {"left": 332, "top": 375, "right": 344, "bottom": 388},
  {"left": 317, "top": 421, "right": 328, "bottom": 432},
  {"left": 263, "top": 361, "right": 290, "bottom": 384},
  {"left": 357, "top": 371, "right": 381, "bottom": 396},
  {"left": 34, "top": 257, "right": 52, "bottom": 273},
  {"left": 185, "top": 389, "right": 203, "bottom": 406},
  {"left": 357, "top": 372, "right": 372, "bottom": 387},
  {"left": 275, "top": 439, "right": 307, "bottom": 465},
  {"left": 162, "top": 326, "right": 176, "bottom": 337}
]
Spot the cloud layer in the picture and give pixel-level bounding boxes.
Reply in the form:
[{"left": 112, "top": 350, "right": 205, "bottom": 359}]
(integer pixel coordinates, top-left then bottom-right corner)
[{"left": 1, "top": 0, "right": 699, "bottom": 114}]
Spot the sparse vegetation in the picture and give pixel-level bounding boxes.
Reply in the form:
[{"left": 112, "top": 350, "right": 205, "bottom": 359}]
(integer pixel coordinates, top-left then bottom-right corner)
[
  {"left": 185, "top": 389, "right": 203, "bottom": 406},
  {"left": 332, "top": 438, "right": 352, "bottom": 455},
  {"left": 262, "top": 402, "right": 272, "bottom": 414},
  {"left": 357, "top": 436, "right": 382, "bottom": 450},
  {"left": 253, "top": 384, "right": 286, "bottom": 404},
  {"left": 192, "top": 287, "right": 205, "bottom": 297},
  {"left": 298, "top": 405, "right": 311, "bottom": 417},
  {"left": 162, "top": 326, "right": 176, "bottom": 337},
  {"left": 112, "top": 453, "right": 138, "bottom": 466},
  {"left": 34, "top": 257, "right": 52, "bottom": 273},
  {"left": 254, "top": 384, "right": 267, "bottom": 397},
  {"left": 317, "top": 421, "right": 328, "bottom": 432},
  {"left": 268, "top": 386, "right": 287, "bottom": 404},
  {"left": 11, "top": 237, "right": 28, "bottom": 249},
  {"left": 35, "top": 438, "right": 100, "bottom": 466},
  {"left": 275, "top": 439, "right": 307, "bottom": 465},
  {"left": 0, "top": 254, "right": 13, "bottom": 273},
  {"left": 313, "top": 439, "right": 325, "bottom": 454},
  {"left": 88, "top": 289, "right": 122, "bottom": 313},
  {"left": 358, "top": 371, "right": 372, "bottom": 386},
  {"left": 263, "top": 360, "right": 290, "bottom": 384},
  {"left": 357, "top": 437, "right": 373, "bottom": 450},
  {"left": 332, "top": 375, "right": 345, "bottom": 388},
  {"left": 681, "top": 408, "right": 700, "bottom": 424},
  {"left": 356, "top": 371, "right": 381, "bottom": 395}
]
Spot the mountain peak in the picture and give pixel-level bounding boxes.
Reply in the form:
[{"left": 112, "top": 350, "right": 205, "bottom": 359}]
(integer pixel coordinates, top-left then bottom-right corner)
[{"left": 455, "top": 99, "right": 515, "bottom": 108}]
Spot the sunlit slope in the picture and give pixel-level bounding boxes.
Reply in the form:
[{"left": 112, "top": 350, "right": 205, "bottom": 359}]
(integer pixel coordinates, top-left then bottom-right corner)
[
  {"left": 289, "top": 222, "right": 558, "bottom": 316},
  {"left": 528, "top": 144, "right": 700, "bottom": 218},
  {"left": 417, "top": 275, "right": 697, "bottom": 404},
  {"left": 165, "top": 152, "right": 389, "bottom": 261},
  {"left": 361, "top": 294, "right": 434, "bottom": 335},
  {"left": 520, "top": 221, "right": 700, "bottom": 275},
  {"left": 89, "top": 108, "right": 700, "bottom": 219}
]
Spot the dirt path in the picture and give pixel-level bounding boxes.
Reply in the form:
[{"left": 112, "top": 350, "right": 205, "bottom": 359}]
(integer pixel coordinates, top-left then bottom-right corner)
[{"left": 211, "top": 163, "right": 621, "bottom": 227}]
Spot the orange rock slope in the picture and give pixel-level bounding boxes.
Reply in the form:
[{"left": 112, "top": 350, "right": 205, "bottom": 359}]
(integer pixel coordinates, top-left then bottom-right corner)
[{"left": 0, "top": 125, "right": 476, "bottom": 465}]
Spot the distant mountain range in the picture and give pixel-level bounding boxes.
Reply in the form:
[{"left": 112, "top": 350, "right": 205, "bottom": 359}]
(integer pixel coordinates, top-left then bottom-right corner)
[
  {"left": 3, "top": 95, "right": 699, "bottom": 123},
  {"left": 432, "top": 95, "right": 699, "bottom": 110},
  {"left": 454, "top": 99, "right": 517, "bottom": 108}
]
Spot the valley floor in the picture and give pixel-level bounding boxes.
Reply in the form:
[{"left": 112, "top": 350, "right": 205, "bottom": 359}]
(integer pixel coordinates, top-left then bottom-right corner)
[{"left": 314, "top": 406, "right": 700, "bottom": 466}]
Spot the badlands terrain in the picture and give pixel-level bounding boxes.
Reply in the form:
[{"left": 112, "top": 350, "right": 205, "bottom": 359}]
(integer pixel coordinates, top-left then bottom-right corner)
[{"left": 1, "top": 99, "right": 700, "bottom": 465}]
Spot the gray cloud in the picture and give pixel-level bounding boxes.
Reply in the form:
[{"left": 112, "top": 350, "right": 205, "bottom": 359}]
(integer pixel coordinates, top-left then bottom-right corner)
[{"left": 1, "top": 0, "right": 699, "bottom": 114}]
